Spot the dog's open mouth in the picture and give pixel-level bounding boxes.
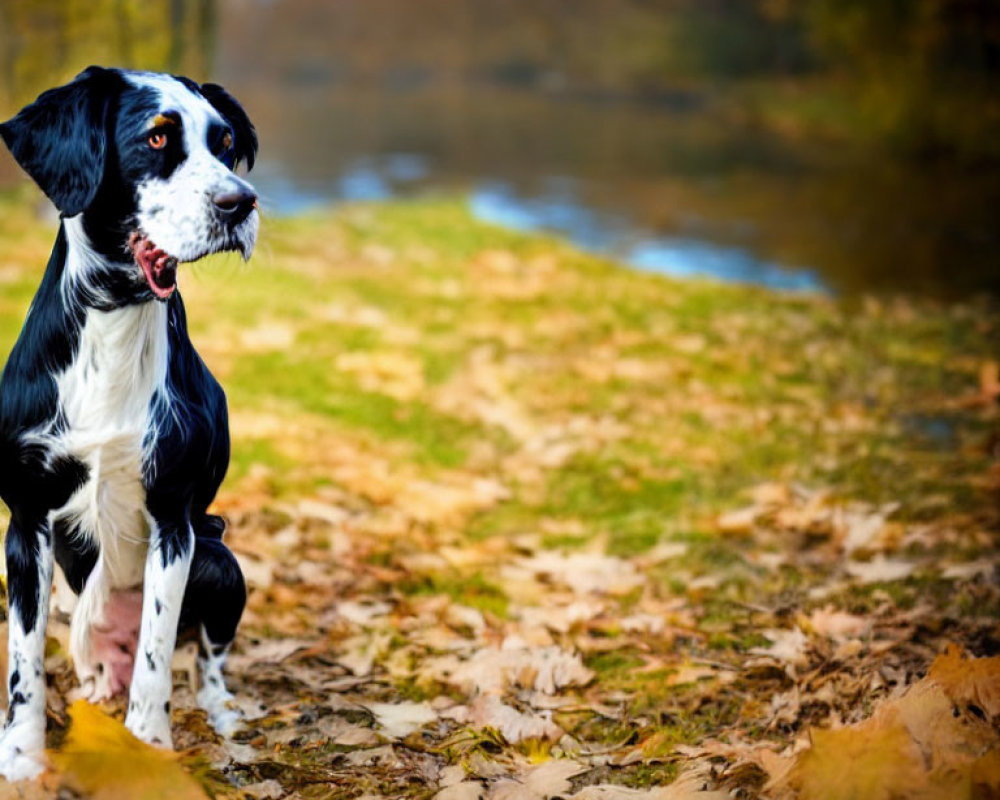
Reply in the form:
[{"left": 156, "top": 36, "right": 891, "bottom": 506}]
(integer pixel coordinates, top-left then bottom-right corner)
[{"left": 128, "top": 232, "right": 178, "bottom": 300}]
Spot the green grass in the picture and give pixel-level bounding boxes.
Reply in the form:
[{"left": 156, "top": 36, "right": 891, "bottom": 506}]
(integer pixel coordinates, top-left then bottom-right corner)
[
  {"left": 1, "top": 188, "right": 991, "bottom": 555},
  {"left": 0, "top": 187, "right": 995, "bottom": 798}
]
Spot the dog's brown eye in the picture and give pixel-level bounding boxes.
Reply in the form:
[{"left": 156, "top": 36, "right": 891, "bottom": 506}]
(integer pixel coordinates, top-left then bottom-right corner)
[
  {"left": 221, "top": 132, "right": 233, "bottom": 151},
  {"left": 148, "top": 131, "right": 168, "bottom": 150}
]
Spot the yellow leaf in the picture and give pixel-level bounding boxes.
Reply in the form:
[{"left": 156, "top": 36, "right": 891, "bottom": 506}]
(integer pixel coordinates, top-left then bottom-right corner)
[
  {"left": 50, "top": 701, "right": 208, "bottom": 800},
  {"left": 782, "top": 711, "right": 926, "bottom": 800},
  {"left": 928, "top": 643, "right": 1000, "bottom": 717}
]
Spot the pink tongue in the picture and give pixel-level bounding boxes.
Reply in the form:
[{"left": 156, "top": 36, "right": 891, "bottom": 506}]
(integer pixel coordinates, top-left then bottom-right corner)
[{"left": 130, "top": 234, "right": 177, "bottom": 298}]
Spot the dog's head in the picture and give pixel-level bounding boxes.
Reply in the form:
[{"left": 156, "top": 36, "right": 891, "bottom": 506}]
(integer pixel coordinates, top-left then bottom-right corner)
[{"left": 0, "top": 66, "right": 259, "bottom": 302}]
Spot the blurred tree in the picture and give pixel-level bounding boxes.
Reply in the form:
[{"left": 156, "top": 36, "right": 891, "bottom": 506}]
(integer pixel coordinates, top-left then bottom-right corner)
[
  {"left": 799, "top": 0, "right": 1000, "bottom": 158},
  {"left": 0, "top": 0, "right": 216, "bottom": 113}
]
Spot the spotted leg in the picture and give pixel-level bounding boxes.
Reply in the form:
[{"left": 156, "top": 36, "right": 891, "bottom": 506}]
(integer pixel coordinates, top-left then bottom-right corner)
[
  {"left": 0, "top": 515, "right": 54, "bottom": 780},
  {"left": 181, "top": 523, "right": 246, "bottom": 736},
  {"left": 124, "top": 517, "right": 193, "bottom": 746}
]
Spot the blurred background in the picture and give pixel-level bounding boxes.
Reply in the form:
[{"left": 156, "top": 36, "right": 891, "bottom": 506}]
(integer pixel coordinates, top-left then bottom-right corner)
[{"left": 0, "top": 0, "right": 998, "bottom": 298}]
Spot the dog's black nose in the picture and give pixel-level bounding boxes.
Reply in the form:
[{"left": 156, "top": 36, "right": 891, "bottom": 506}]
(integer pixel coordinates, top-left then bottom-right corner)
[{"left": 212, "top": 187, "right": 257, "bottom": 225}]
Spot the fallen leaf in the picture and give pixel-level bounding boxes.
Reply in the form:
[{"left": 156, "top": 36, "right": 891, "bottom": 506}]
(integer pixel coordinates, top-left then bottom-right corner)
[
  {"left": 365, "top": 700, "right": 438, "bottom": 738},
  {"left": 837, "top": 504, "right": 899, "bottom": 554},
  {"left": 779, "top": 710, "right": 925, "bottom": 800},
  {"left": 436, "top": 783, "right": 487, "bottom": 800},
  {"left": 928, "top": 643, "right": 1000, "bottom": 717},
  {"left": 568, "top": 767, "right": 727, "bottom": 798},
  {"left": 844, "top": 556, "right": 915, "bottom": 584},
  {"left": 770, "top": 645, "right": 1000, "bottom": 800},
  {"left": 751, "top": 628, "right": 810, "bottom": 667},
  {"left": 941, "top": 558, "right": 997, "bottom": 581},
  {"left": 230, "top": 637, "right": 317, "bottom": 665},
  {"left": 427, "top": 640, "right": 593, "bottom": 695},
  {"left": 51, "top": 700, "right": 208, "bottom": 800},
  {"left": 804, "top": 606, "right": 869, "bottom": 641},
  {"left": 449, "top": 694, "right": 562, "bottom": 743},
  {"left": 489, "top": 760, "right": 588, "bottom": 800},
  {"left": 513, "top": 552, "right": 645, "bottom": 596},
  {"left": 440, "top": 765, "right": 468, "bottom": 787},
  {"left": 715, "top": 505, "right": 762, "bottom": 535},
  {"left": 665, "top": 663, "right": 734, "bottom": 687},
  {"left": 240, "top": 779, "right": 286, "bottom": 799}
]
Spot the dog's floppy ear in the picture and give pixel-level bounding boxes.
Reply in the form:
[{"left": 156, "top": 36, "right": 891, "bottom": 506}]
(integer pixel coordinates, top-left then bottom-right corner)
[
  {"left": 199, "top": 83, "right": 258, "bottom": 172},
  {"left": 0, "top": 66, "right": 118, "bottom": 217}
]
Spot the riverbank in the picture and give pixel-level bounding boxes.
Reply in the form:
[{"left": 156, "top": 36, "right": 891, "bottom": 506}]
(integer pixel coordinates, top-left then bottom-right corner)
[{"left": 0, "top": 191, "right": 997, "bottom": 798}]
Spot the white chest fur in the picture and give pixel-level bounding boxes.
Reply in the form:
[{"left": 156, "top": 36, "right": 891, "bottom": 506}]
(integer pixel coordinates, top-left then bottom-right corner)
[{"left": 52, "top": 302, "right": 170, "bottom": 588}]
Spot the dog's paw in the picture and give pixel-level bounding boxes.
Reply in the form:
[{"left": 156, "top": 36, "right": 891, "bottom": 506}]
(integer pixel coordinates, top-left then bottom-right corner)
[
  {"left": 124, "top": 702, "right": 173, "bottom": 749},
  {"left": 0, "top": 726, "right": 46, "bottom": 781},
  {"left": 197, "top": 684, "right": 242, "bottom": 737}
]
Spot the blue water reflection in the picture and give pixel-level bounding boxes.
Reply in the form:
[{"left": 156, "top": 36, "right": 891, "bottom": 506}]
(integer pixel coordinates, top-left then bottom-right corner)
[
  {"left": 256, "top": 158, "right": 824, "bottom": 293},
  {"left": 469, "top": 182, "right": 824, "bottom": 293}
]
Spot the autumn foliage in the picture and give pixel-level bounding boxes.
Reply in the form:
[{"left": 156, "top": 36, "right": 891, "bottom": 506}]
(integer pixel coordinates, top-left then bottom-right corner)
[{"left": 0, "top": 197, "right": 996, "bottom": 798}]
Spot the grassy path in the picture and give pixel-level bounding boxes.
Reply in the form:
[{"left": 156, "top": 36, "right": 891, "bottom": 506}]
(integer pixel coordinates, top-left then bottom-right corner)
[{"left": 0, "top": 190, "right": 997, "bottom": 798}]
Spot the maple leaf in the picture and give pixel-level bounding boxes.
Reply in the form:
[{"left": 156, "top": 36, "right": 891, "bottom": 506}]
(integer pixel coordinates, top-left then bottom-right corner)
[
  {"left": 51, "top": 700, "right": 208, "bottom": 800},
  {"left": 928, "top": 643, "right": 1000, "bottom": 718},
  {"left": 781, "top": 710, "right": 925, "bottom": 800}
]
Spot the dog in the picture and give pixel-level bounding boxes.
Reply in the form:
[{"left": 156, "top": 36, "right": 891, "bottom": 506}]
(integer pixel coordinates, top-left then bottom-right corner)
[{"left": 0, "top": 66, "right": 258, "bottom": 779}]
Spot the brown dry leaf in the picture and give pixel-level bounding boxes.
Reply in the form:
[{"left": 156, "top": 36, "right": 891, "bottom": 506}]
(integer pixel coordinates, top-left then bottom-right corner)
[
  {"left": 228, "top": 637, "right": 318, "bottom": 667},
  {"left": 715, "top": 505, "right": 762, "bottom": 536},
  {"left": 941, "top": 558, "right": 998, "bottom": 580},
  {"left": 51, "top": 700, "right": 207, "bottom": 800},
  {"left": 928, "top": 643, "right": 1000, "bottom": 717},
  {"left": 517, "top": 599, "right": 604, "bottom": 634},
  {"left": 836, "top": 504, "right": 899, "bottom": 554},
  {"left": 489, "top": 760, "right": 588, "bottom": 800},
  {"left": 426, "top": 640, "right": 593, "bottom": 695},
  {"left": 750, "top": 627, "right": 809, "bottom": 667},
  {"left": 436, "top": 784, "right": 487, "bottom": 800},
  {"left": 803, "top": 606, "right": 869, "bottom": 641},
  {"left": 513, "top": 552, "right": 645, "bottom": 596},
  {"left": 365, "top": 700, "right": 438, "bottom": 738},
  {"left": 449, "top": 694, "right": 562, "bottom": 743},
  {"left": 568, "top": 767, "right": 727, "bottom": 798},
  {"left": 240, "top": 780, "right": 286, "bottom": 799},
  {"left": 844, "top": 556, "right": 915, "bottom": 584},
  {"left": 665, "top": 663, "right": 734, "bottom": 687},
  {"left": 751, "top": 482, "right": 793, "bottom": 507}
]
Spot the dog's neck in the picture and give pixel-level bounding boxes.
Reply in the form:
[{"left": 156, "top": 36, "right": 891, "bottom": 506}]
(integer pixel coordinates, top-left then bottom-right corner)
[{"left": 61, "top": 216, "right": 160, "bottom": 310}]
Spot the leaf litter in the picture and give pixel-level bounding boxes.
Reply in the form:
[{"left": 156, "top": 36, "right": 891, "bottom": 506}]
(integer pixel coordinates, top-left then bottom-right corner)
[{"left": 0, "top": 199, "right": 996, "bottom": 798}]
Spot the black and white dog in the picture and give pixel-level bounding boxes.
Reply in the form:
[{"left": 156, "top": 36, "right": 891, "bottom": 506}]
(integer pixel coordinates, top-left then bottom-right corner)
[{"left": 0, "top": 66, "right": 258, "bottom": 779}]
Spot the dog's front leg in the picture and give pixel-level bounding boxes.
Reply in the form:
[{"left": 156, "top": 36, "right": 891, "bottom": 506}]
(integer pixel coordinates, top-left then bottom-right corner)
[
  {"left": 124, "top": 517, "right": 193, "bottom": 747},
  {"left": 0, "top": 516, "right": 54, "bottom": 780}
]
